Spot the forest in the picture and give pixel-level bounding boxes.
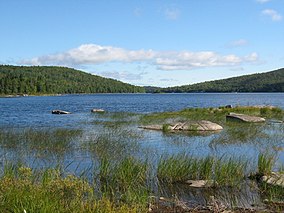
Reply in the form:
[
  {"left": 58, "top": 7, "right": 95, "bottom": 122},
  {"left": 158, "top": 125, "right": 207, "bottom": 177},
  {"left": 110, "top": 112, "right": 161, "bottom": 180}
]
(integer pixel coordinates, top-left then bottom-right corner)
[
  {"left": 148, "top": 68, "right": 284, "bottom": 93},
  {"left": 0, "top": 65, "right": 145, "bottom": 95}
]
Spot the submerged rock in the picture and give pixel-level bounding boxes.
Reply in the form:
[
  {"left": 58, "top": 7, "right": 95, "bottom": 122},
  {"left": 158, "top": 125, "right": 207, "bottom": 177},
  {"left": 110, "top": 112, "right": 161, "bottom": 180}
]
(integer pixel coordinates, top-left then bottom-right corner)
[
  {"left": 52, "top": 110, "right": 71, "bottom": 114},
  {"left": 139, "top": 120, "right": 223, "bottom": 132},
  {"left": 261, "top": 172, "right": 284, "bottom": 187},
  {"left": 184, "top": 180, "right": 215, "bottom": 188},
  {"left": 226, "top": 113, "right": 265, "bottom": 123}
]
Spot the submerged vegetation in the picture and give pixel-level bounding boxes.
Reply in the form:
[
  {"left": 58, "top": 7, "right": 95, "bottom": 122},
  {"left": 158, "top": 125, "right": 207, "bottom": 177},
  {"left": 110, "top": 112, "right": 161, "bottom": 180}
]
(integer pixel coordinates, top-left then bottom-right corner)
[{"left": 0, "top": 106, "right": 283, "bottom": 212}]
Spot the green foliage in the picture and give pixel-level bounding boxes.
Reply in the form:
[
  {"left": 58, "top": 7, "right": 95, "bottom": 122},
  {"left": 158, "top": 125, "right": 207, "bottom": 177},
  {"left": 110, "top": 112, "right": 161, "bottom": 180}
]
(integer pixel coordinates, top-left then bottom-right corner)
[
  {"left": 157, "top": 154, "right": 246, "bottom": 187},
  {"left": 0, "top": 65, "right": 145, "bottom": 95},
  {"left": 258, "top": 153, "right": 275, "bottom": 176},
  {"left": 0, "top": 165, "right": 147, "bottom": 213},
  {"left": 140, "top": 106, "right": 284, "bottom": 126},
  {"left": 162, "top": 124, "right": 171, "bottom": 133},
  {"left": 147, "top": 68, "right": 284, "bottom": 93}
]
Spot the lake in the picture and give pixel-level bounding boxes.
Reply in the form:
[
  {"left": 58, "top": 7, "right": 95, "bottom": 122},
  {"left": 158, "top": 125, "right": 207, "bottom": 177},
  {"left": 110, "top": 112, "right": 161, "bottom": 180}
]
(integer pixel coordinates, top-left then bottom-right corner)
[
  {"left": 1, "top": 93, "right": 284, "bottom": 209},
  {"left": 1, "top": 93, "right": 283, "bottom": 165},
  {"left": 1, "top": 93, "right": 284, "bottom": 128}
]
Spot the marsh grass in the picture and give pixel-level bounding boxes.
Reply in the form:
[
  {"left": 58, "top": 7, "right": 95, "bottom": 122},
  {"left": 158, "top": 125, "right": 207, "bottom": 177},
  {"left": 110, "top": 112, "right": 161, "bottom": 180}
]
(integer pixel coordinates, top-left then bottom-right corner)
[
  {"left": 91, "top": 111, "right": 140, "bottom": 127},
  {"left": 0, "top": 128, "right": 82, "bottom": 154},
  {"left": 157, "top": 154, "right": 193, "bottom": 183},
  {"left": 257, "top": 152, "right": 275, "bottom": 176},
  {"left": 157, "top": 154, "right": 247, "bottom": 187},
  {"left": 210, "top": 123, "right": 267, "bottom": 147},
  {"left": 0, "top": 163, "right": 148, "bottom": 213},
  {"left": 85, "top": 127, "right": 143, "bottom": 160},
  {"left": 97, "top": 157, "right": 150, "bottom": 208},
  {"left": 0, "top": 106, "right": 283, "bottom": 212},
  {"left": 140, "top": 106, "right": 284, "bottom": 126},
  {"left": 214, "top": 158, "right": 247, "bottom": 186}
]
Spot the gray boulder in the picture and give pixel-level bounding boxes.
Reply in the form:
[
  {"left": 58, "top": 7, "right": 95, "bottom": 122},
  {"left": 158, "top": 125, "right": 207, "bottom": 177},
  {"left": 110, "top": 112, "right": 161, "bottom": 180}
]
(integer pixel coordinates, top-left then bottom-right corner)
[
  {"left": 226, "top": 113, "right": 265, "bottom": 123},
  {"left": 139, "top": 120, "right": 223, "bottom": 131}
]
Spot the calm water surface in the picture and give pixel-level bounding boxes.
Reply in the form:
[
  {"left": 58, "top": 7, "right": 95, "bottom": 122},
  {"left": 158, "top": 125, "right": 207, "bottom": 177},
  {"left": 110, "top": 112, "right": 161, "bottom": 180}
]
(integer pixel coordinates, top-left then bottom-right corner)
[{"left": 1, "top": 93, "right": 283, "bottom": 128}]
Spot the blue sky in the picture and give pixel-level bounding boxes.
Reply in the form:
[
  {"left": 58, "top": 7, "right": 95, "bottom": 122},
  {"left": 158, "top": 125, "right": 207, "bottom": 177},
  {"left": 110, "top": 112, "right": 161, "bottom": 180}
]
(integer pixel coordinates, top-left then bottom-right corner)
[{"left": 0, "top": 0, "right": 283, "bottom": 87}]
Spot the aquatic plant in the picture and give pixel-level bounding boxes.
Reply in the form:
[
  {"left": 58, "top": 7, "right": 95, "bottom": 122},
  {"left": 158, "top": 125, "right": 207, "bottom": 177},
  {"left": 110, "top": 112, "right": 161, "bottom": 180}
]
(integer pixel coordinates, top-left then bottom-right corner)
[
  {"left": 258, "top": 152, "right": 275, "bottom": 176},
  {"left": 0, "top": 164, "right": 148, "bottom": 213},
  {"left": 157, "top": 154, "right": 246, "bottom": 187}
]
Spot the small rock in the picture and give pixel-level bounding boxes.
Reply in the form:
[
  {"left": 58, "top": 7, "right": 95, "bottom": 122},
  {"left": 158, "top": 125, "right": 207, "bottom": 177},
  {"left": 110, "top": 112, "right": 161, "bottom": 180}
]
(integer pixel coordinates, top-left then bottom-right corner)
[
  {"left": 91, "top": 109, "right": 105, "bottom": 113},
  {"left": 184, "top": 180, "right": 215, "bottom": 188},
  {"left": 226, "top": 113, "right": 265, "bottom": 123},
  {"left": 52, "top": 110, "right": 71, "bottom": 114}
]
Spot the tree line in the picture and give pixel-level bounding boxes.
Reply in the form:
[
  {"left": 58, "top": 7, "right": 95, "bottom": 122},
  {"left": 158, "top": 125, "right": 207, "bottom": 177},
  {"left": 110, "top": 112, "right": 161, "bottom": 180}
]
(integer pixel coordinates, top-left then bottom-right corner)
[
  {"left": 147, "top": 68, "right": 284, "bottom": 93},
  {"left": 0, "top": 65, "right": 145, "bottom": 95}
]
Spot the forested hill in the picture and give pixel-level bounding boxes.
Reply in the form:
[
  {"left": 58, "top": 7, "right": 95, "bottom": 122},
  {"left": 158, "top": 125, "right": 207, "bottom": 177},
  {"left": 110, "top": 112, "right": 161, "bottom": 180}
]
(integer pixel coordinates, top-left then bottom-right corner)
[
  {"left": 0, "top": 65, "right": 145, "bottom": 95},
  {"left": 149, "top": 68, "right": 284, "bottom": 93}
]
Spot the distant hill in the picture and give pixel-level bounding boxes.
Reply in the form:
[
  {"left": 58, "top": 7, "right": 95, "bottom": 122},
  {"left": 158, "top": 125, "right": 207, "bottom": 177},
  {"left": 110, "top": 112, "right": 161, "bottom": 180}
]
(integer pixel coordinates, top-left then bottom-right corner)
[
  {"left": 147, "top": 68, "right": 284, "bottom": 93},
  {"left": 0, "top": 65, "right": 145, "bottom": 95}
]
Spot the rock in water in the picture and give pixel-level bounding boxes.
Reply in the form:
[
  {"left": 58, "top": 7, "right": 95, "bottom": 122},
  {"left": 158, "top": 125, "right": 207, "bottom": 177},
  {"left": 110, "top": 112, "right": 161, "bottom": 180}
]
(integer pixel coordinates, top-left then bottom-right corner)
[
  {"left": 261, "top": 172, "right": 284, "bottom": 187},
  {"left": 139, "top": 120, "right": 223, "bottom": 131},
  {"left": 91, "top": 109, "right": 105, "bottom": 113},
  {"left": 172, "top": 120, "right": 223, "bottom": 131},
  {"left": 226, "top": 113, "right": 265, "bottom": 123},
  {"left": 52, "top": 110, "right": 71, "bottom": 114},
  {"left": 184, "top": 180, "right": 215, "bottom": 188}
]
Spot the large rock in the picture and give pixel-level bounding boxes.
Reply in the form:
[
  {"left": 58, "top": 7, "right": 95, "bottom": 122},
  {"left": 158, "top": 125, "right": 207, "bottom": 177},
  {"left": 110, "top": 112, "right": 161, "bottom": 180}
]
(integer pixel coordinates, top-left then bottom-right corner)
[
  {"left": 139, "top": 120, "right": 223, "bottom": 131},
  {"left": 226, "top": 113, "right": 265, "bottom": 123}
]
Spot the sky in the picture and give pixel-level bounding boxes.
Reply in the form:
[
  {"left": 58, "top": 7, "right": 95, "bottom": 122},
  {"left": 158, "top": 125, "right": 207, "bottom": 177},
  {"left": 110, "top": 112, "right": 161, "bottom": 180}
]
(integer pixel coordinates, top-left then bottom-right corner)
[{"left": 0, "top": 0, "right": 283, "bottom": 87}]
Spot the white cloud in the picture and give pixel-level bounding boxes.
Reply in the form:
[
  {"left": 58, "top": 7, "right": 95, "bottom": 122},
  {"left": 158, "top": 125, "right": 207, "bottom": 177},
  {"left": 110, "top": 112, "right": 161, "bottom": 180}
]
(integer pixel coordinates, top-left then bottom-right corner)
[
  {"left": 256, "top": 0, "right": 271, "bottom": 3},
  {"left": 155, "top": 52, "right": 257, "bottom": 70},
  {"left": 22, "top": 44, "right": 156, "bottom": 66},
  {"left": 262, "top": 9, "right": 282, "bottom": 21},
  {"left": 21, "top": 44, "right": 259, "bottom": 71},
  {"left": 164, "top": 8, "right": 180, "bottom": 20},
  {"left": 99, "top": 71, "right": 147, "bottom": 81},
  {"left": 226, "top": 39, "right": 248, "bottom": 48}
]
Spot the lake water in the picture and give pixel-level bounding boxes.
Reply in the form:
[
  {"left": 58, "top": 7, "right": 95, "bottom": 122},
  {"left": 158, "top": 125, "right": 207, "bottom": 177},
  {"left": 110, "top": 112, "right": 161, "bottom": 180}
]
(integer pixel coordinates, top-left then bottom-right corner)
[
  {"left": 1, "top": 93, "right": 284, "bottom": 128},
  {"left": 1, "top": 93, "right": 284, "bottom": 208}
]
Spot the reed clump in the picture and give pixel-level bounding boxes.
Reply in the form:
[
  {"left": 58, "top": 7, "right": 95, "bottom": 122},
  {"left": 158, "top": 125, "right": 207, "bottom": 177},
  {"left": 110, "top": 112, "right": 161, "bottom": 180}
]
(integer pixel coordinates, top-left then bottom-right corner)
[
  {"left": 157, "top": 154, "right": 246, "bottom": 187},
  {"left": 257, "top": 152, "right": 275, "bottom": 176},
  {"left": 98, "top": 157, "right": 150, "bottom": 207}
]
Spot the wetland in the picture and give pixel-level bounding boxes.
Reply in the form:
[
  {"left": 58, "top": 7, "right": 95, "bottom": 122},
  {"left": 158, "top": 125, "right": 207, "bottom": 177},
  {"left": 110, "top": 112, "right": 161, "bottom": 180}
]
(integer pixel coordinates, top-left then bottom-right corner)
[{"left": 0, "top": 93, "right": 284, "bottom": 212}]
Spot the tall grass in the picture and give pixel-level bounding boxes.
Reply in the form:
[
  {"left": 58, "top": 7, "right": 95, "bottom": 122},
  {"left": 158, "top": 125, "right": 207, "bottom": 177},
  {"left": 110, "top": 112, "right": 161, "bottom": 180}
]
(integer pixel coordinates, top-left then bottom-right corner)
[
  {"left": 140, "top": 106, "right": 284, "bottom": 126},
  {"left": 257, "top": 152, "right": 275, "bottom": 176},
  {"left": 97, "top": 156, "right": 150, "bottom": 207},
  {"left": 157, "top": 154, "right": 246, "bottom": 187},
  {"left": 0, "top": 128, "right": 82, "bottom": 154},
  {"left": 0, "top": 163, "right": 148, "bottom": 213}
]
